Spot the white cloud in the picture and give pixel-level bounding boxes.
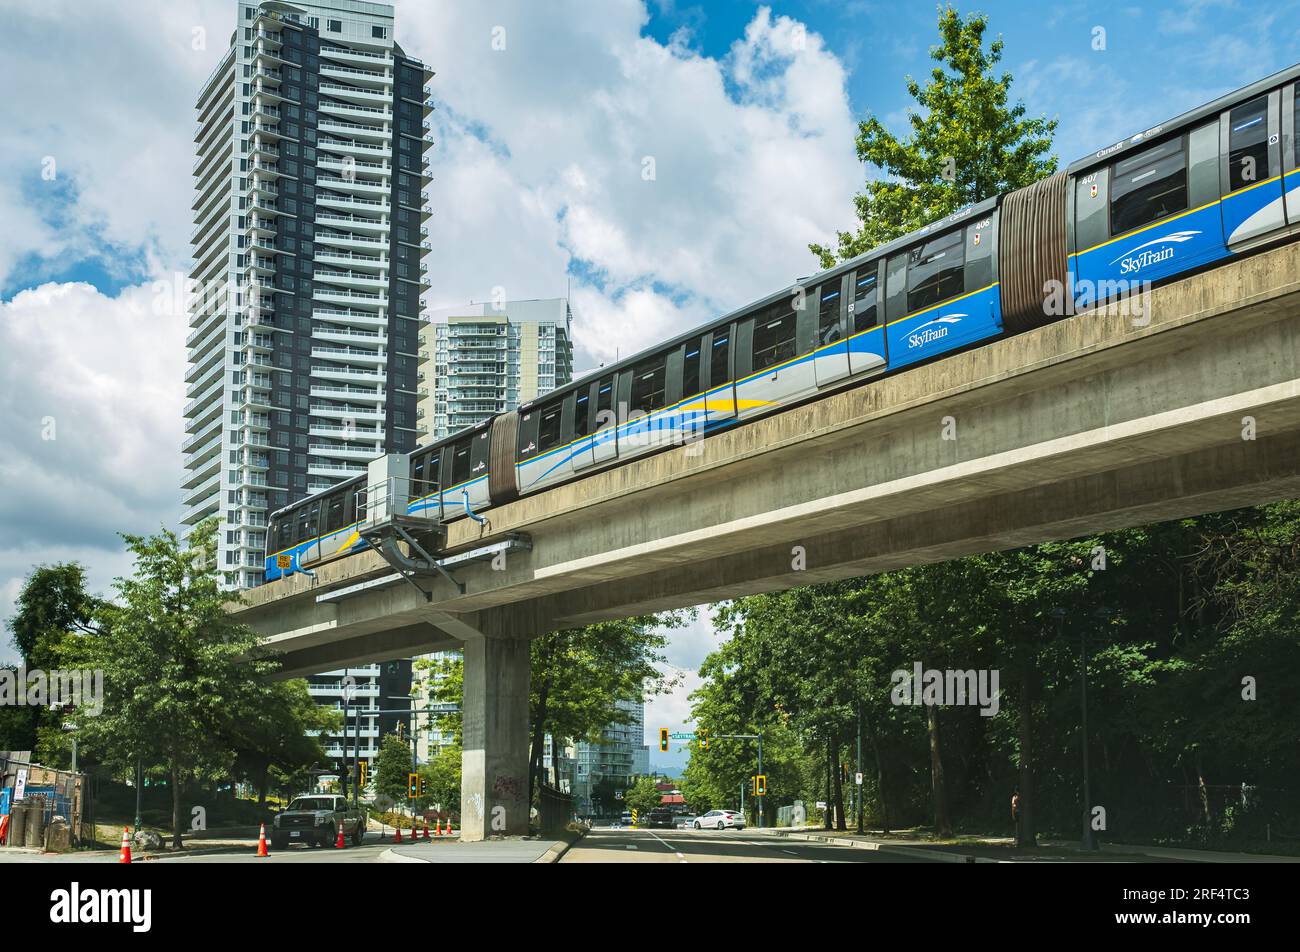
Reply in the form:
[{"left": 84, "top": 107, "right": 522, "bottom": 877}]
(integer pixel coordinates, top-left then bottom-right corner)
[
  {"left": 0, "top": 0, "right": 227, "bottom": 288},
  {"left": 402, "top": 1, "right": 862, "bottom": 372},
  {"left": 0, "top": 279, "right": 186, "bottom": 642}
]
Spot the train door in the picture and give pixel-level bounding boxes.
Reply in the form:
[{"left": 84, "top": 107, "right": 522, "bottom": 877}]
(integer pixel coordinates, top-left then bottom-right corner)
[
  {"left": 1220, "top": 90, "right": 1285, "bottom": 246},
  {"left": 591, "top": 374, "right": 618, "bottom": 466},
  {"left": 812, "top": 276, "right": 851, "bottom": 387},
  {"left": 704, "top": 326, "right": 737, "bottom": 423},
  {"left": 1283, "top": 82, "right": 1300, "bottom": 222},
  {"left": 438, "top": 435, "right": 473, "bottom": 521},
  {"left": 570, "top": 382, "right": 597, "bottom": 471},
  {"left": 847, "top": 261, "right": 887, "bottom": 376}
]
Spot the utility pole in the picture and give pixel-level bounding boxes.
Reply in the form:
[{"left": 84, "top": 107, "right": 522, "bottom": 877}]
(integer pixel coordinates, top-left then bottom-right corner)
[{"left": 856, "top": 702, "right": 864, "bottom": 834}]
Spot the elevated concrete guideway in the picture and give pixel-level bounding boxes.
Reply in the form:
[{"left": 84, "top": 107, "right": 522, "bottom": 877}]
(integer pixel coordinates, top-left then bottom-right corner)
[{"left": 232, "top": 240, "right": 1300, "bottom": 839}]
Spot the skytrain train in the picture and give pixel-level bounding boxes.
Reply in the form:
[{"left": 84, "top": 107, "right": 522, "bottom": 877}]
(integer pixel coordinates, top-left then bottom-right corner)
[{"left": 265, "top": 61, "right": 1300, "bottom": 582}]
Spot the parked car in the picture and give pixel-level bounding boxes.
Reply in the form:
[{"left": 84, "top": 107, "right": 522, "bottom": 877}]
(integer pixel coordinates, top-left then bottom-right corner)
[
  {"left": 693, "top": 809, "right": 745, "bottom": 830},
  {"left": 272, "top": 794, "right": 366, "bottom": 849},
  {"left": 646, "top": 808, "right": 675, "bottom": 829},
  {"left": 618, "top": 811, "right": 634, "bottom": 827},
  {"left": 675, "top": 814, "right": 698, "bottom": 829}
]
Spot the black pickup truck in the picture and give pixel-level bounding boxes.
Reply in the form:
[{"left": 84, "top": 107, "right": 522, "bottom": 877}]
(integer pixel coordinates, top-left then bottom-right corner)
[{"left": 272, "top": 795, "right": 367, "bottom": 849}]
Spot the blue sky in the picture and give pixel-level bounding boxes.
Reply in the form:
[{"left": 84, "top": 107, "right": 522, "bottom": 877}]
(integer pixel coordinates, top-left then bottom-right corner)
[{"left": 1, "top": 0, "right": 1296, "bottom": 768}]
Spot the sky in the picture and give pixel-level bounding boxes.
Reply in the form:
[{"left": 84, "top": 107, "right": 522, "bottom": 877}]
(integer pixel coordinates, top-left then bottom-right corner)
[{"left": 1, "top": 0, "right": 1297, "bottom": 771}]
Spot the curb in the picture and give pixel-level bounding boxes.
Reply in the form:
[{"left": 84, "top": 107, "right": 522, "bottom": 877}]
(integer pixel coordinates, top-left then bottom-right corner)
[
  {"left": 534, "top": 828, "right": 585, "bottom": 864},
  {"left": 379, "top": 848, "right": 429, "bottom": 864},
  {"left": 763, "top": 828, "right": 1006, "bottom": 864}
]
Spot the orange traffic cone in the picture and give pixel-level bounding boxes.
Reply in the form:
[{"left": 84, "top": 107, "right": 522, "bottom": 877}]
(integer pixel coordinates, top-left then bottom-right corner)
[
  {"left": 335, "top": 824, "right": 346, "bottom": 849},
  {"left": 422, "top": 821, "right": 430, "bottom": 840},
  {"left": 434, "top": 818, "right": 442, "bottom": 837},
  {"left": 256, "top": 822, "right": 270, "bottom": 857},
  {"left": 119, "top": 827, "right": 132, "bottom": 864},
  {"left": 393, "top": 824, "right": 403, "bottom": 844}
]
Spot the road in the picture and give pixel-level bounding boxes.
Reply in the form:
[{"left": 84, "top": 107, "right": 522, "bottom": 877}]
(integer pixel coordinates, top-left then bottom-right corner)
[{"left": 560, "top": 827, "right": 943, "bottom": 863}]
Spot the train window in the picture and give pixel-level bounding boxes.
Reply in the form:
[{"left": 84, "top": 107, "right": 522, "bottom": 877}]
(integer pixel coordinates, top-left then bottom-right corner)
[
  {"left": 818, "top": 283, "right": 842, "bottom": 345},
  {"left": 595, "top": 376, "right": 614, "bottom": 430},
  {"left": 1109, "top": 137, "right": 1187, "bottom": 236},
  {"left": 752, "top": 307, "right": 798, "bottom": 372},
  {"left": 294, "top": 507, "right": 310, "bottom": 544},
  {"left": 852, "top": 269, "right": 878, "bottom": 333},
  {"left": 449, "top": 440, "right": 472, "bottom": 486},
  {"left": 1295, "top": 82, "right": 1300, "bottom": 165},
  {"left": 326, "top": 493, "right": 344, "bottom": 534},
  {"left": 711, "top": 331, "right": 731, "bottom": 387},
  {"left": 574, "top": 390, "right": 591, "bottom": 439},
  {"left": 630, "top": 354, "right": 668, "bottom": 414},
  {"left": 1229, "top": 96, "right": 1269, "bottom": 192},
  {"left": 683, "top": 338, "right": 702, "bottom": 397},
  {"left": 537, "top": 401, "right": 564, "bottom": 452},
  {"left": 907, "top": 229, "right": 965, "bottom": 313}
]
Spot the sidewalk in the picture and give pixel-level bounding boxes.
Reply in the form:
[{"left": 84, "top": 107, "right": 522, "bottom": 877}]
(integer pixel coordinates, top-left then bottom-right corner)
[
  {"left": 763, "top": 827, "right": 1300, "bottom": 863},
  {"left": 381, "top": 831, "right": 577, "bottom": 864}
]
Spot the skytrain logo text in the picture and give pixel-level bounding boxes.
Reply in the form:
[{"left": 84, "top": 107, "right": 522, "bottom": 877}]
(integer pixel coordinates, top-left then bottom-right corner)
[
  {"left": 1111, "top": 230, "right": 1201, "bottom": 274},
  {"left": 907, "top": 314, "right": 964, "bottom": 348}
]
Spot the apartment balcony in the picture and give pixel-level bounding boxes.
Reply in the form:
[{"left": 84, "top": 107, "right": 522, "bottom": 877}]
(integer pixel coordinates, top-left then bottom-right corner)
[
  {"left": 312, "top": 308, "right": 388, "bottom": 329},
  {"left": 318, "top": 81, "right": 390, "bottom": 105},
  {"left": 314, "top": 249, "right": 386, "bottom": 271},
  {"left": 180, "top": 495, "right": 220, "bottom": 528},
  {"left": 311, "top": 346, "right": 387, "bottom": 366},
  {"left": 245, "top": 215, "right": 277, "bottom": 238},
  {"left": 310, "top": 422, "right": 385, "bottom": 440},
  {"left": 182, "top": 376, "right": 223, "bottom": 418},
  {"left": 250, "top": 140, "right": 280, "bottom": 160},
  {"left": 314, "top": 230, "right": 387, "bottom": 252},
  {"left": 316, "top": 136, "right": 388, "bottom": 157},
  {"left": 319, "top": 100, "right": 392, "bottom": 123},
  {"left": 318, "top": 118, "right": 389, "bottom": 143},
  {"left": 314, "top": 286, "right": 387, "bottom": 307},
  {"left": 319, "top": 62, "right": 389, "bottom": 86},
  {"left": 319, "top": 155, "right": 389, "bottom": 176},
  {"left": 308, "top": 463, "right": 368, "bottom": 479},
  {"left": 314, "top": 268, "right": 389, "bottom": 291},
  {"left": 246, "top": 413, "right": 272, "bottom": 432},
  {"left": 312, "top": 325, "right": 387, "bottom": 346},
  {"left": 184, "top": 354, "right": 223, "bottom": 394},
  {"left": 182, "top": 469, "right": 220, "bottom": 507},
  {"left": 181, "top": 415, "right": 222, "bottom": 454},
  {"left": 312, "top": 365, "right": 387, "bottom": 387},
  {"left": 250, "top": 101, "right": 281, "bottom": 123},
  {"left": 248, "top": 159, "right": 280, "bottom": 179},
  {"left": 319, "top": 45, "right": 394, "bottom": 68},
  {"left": 183, "top": 431, "right": 223, "bottom": 471},
  {"left": 310, "top": 382, "right": 385, "bottom": 403},
  {"left": 309, "top": 402, "right": 386, "bottom": 421},
  {"left": 314, "top": 212, "right": 388, "bottom": 235},
  {"left": 184, "top": 395, "right": 223, "bottom": 435},
  {"left": 317, "top": 192, "right": 390, "bottom": 215},
  {"left": 308, "top": 444, "right": 381, "bottom": 462},
  {"left": 316, "top": 175, "right": 390, "bottom": 196}
]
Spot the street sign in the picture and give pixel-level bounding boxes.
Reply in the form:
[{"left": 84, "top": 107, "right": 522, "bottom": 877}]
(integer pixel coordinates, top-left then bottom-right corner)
[
  {"left": 276, "top": 554, "right": 291, "bottom": 569},
  {"left": 855, "top": 772, "right": 864, "bottom": 786},
  {"left": 630, "top": 809, "right": 638, "bottom": 826},
  {"left": 668, "top": 731, "right": 695, "bottom": 740},
  {"left": 14, "top": 768, "right": 27, "bottom": 801}
]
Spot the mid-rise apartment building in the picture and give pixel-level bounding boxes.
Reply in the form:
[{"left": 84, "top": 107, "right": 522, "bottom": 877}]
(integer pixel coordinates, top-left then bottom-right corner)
[{"left": 418, "top": 298, "right": 574, "bottom": 442}]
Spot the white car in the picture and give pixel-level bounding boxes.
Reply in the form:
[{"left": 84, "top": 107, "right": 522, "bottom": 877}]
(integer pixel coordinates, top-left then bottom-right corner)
[{"left": 693, "top": 809, "right": 745, "bottom": 830}]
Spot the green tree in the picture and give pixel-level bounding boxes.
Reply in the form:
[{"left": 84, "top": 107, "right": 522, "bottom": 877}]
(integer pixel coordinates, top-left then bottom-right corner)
[
  {"left": 373, "top": 733, "right": 414, "bottom": 807},
  {"left": 57, "top": 519, "right": 278, "bottom": 848},
  {"left": 418, "top": 742, "right": 462, "bottom": 815},
  {"left": 810, "top": 6, "right": 1057, "bottom": 268},
  {"left": 624, "top": 775, "right": 663, "bottom": 817}
]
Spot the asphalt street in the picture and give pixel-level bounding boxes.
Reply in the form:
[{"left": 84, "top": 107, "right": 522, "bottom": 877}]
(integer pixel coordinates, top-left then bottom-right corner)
[{"left": 560, "top": 827, "right": 943, "bottom": 863}]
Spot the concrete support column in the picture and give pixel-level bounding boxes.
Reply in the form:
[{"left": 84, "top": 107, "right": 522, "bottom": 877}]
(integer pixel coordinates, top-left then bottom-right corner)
[{"left": 459, "top": 632, "right": 530, "bottom": 841}]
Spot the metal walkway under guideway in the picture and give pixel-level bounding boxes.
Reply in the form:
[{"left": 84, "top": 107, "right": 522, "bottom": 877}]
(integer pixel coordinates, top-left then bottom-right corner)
[{"left": 324, "top": 453, "right": 532, "bottom": 605}]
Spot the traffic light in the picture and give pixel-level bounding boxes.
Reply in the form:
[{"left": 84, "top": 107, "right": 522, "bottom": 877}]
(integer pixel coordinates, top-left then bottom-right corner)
[
  {"left": 698, "top": 731, "right": 709, "bottom": 750},
  {"left": 397, "top": 722, "right": 405, "bottom": 740},
  {"left": 659, "top": 728, "right": 669, "bottom": 753},
  {"left": 358, "top": 761, "right": 368, "bottom": 788},
  {"left": 754, "top": 774, "right": 767, "bottom": 796},
  {"left": 408, "top": 771, "right": 422, "bottom": 799}
]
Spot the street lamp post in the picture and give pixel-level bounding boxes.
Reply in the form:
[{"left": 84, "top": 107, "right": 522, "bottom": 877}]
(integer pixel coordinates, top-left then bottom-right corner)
[{"left": 1052, "top": 605, "right": 1101, "bottom": 852}]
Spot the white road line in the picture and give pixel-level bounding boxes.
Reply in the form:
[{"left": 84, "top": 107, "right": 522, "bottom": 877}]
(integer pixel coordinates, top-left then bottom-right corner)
[{"left": 648, "top": 831, "right": 687, "bottom": 862}]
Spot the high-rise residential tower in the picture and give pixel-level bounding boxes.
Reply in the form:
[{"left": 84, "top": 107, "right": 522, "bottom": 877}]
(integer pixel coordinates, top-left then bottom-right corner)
[
  {"left": 184, "top": 0, "right": 432, "bottom": 588},
  {"left": 418, "top": 297, "right": 575, "bottom": 442}
]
